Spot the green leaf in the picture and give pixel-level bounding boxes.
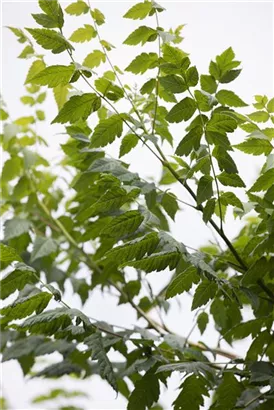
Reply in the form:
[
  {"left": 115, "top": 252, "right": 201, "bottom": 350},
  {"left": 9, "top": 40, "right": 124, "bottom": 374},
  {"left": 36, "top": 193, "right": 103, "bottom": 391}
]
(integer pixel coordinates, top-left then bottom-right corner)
[
  {"left": 186, "top": 66, "right": 199, "bottom": 87},
  {"left": 166, "top": 267, "right": 200, "bottom": 300},
  {"left": 95, "top": 78, "right": 124, "bottom": 101},
  {"left": 216, "top": 90, "right": 248, "bottom": 107},
  {"left": 123, "top": 2, "right": 152, "bottom": 20},
  {"left": 267, "top": 98, "right": 274, "bottom": 113},
  {"left": 159, "top": 75, "right": 187, "bottom": 94},
  {"left": 100, "top": 210, "right": 144, "bottom": 237},
  {"left": 123, "top": 26, "right": 157, "bottom": 46},
  {"left": 203, "top": 198, "right": 216, "bottom": 223},
  {"left": 0, "top": 263, "right": 36, "bottom": 300},
  {"left": 90, "top": 115, "right": 123, "bottom": 148},
  {"left": 215, "top": 47, "right": 240, "bottom": 73},
  {"left": 53, "top": 84, "right": 71, "bottom": 109},
  {"left": 248, "top": 111, "right": 270, "bottom": 123},
  {"left": 197, "top": 175, "right": 213, "bottom": 205},
  {"left": 192, "top": 280, "right": 218, "bottom": 310},
  {"left": 220, "top": 69, "right": 241, "bottom": 84},
  {"left": 162, "top": 44, "right": 188, "bottom": 66},
  {"left": 4, "top": 218, "right": 31, "bottom": 240},
  {"left": 175, "top": 126, "right": 203, "bottom": 156},
  {"left": 27, "top": 28, "right": 73, "bottom": 54},
  {"left": 69, "top": 24, "right": 96, "bottom": 42},
  {"left": 161, "top": 192, "right": 179, "bottom": 220},
  {"left": 220, "top": 192, "right": 243, "bottom": 209},
  {"left": 123, "top": 251, "right": 181, "bottom": 273},
  {"left": 34, "top": 360, "right": 82, "bottom": 378},
  {"left": 166, "top": 97, "right": 197, "bottom": 123},
  {"left": 140, "top": 78, "right": 156, "bottom": 95},
  {"left": 82, "top": 50, "right": 106, "bottom": 69},
  {"left": 28, "top": 65, "right": 75, "bottom": 88},
  {"left": 157, "top": 362, "right": 214, "bottom": 378},
  {"left": 241, "top": 257, "right": 270, "bottom": 286},
  {"left": 200, "top": 75, "right": 217, "bottom": 94},
  {"left": 85, "top": 332, "right": 117, "bottom": 391},
  {"left": 212, "top": 372, "right": 243, "bottom": 410},
  {"left": 25, "top": 60, "right": 46, "bottom": 84},
  {"left": 65, "top": 1, "right": 89, "bottom": 15},
  {"left": 128, "top": 373, "right": 160, "bottom": 410},
  {"left": 213, "top": 146, "right": 238, "bottom": 174},
  {"left": 105, "top": 232, "right": 160, "bottom": 265},
  {"left": 207, "top": 114, "right": 237, "bottom": 133},
  {"left": 52, "top": 93, "right": 101, "bottom": 124},
  {"left": 91, "top": 8, "right": 105, "bottom": 25},
  {"left": 0, "top": 244, "right": 22, "bottom": 263},
  {"left": 1, "top": 292, "right": 52, "bottom": 322},
  {"left": 32, "top": 13, "right": 60, "bottom": 29},
  {"left": 2, "top": 157, "right": 22, "bottom": 182},
  {"left": 217, "top": 172, "right": 246, "bottom": 187},
  {"left": 173, "top": 375, "right": 209, "bottom": 410},
  {"left": 38, "top": 0, "right": 64, "bottom": 28},
  {"left": 119, "top": 134, "right": 139, "bottom": 157},
  {"left": 234, "top": 138, "right": 272, "bottom": 156},
  {"left": 197, "top": 312, "right": 208, "bottom": 335},
  {"left": 31, "top": 237, "right": 57, "bottom": 262},
  {"left": 126, "top": 52, "right": 158, "bottom": 74},
  {"left": 249, "top": 168, "right": 274, "bottom": 192}
]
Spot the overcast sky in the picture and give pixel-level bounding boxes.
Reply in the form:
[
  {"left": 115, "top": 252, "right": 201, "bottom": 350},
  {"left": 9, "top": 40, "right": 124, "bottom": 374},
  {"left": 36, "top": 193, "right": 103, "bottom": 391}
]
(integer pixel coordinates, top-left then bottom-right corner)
[{"left": 2, "top": 1, "right": 274, "bottom": 409}]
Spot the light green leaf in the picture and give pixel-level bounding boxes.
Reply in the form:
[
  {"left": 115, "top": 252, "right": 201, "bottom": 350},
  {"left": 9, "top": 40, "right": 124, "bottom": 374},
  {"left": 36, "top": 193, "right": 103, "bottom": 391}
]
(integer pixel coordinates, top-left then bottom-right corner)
[
  {"left": 166, "top": 266, "right": 200, "bottom": 299},
  {"left": 200, "top": 75, "right": 217, "bottom": 94},
  {"left": 119, "top": 134, "right": 139, "bottom": 157},
  {"left": 197, "top": 175, "right": 213, "bottom": 205},
  {"left": 90, "top": 115, "right": 123, "bottom": 147},
  {"left": 125, "top": 52, "right": 158, "bottom": 74},
  {"left": 162, "top": 43, "right": 187, "bottom": 66},
  {"left": 123, "top": 2, "right": 152, "bottom": 20},
  {"left": 0, "top": 263, "right": 36, "bottom": 300},
  {"left": 220, "top": 192, "right": 243, "bottom": 209},
  {"left": 25, "top": 59, "right": 46, "bottom": 84},
  {"left": 69, "top": 24, "right": 97, "bottom": 43},
  {"left": 2, "top": 157, "right": 22, "bottom": 182},
  {"left": 248, "top": 111, "right": 270, "bottom": 123},
  {"left": 82, "top": 50, "right": 106, "bottom": 68},
  {"left": 94, "top": 78, "right": 124, "bottom": 101},
  {"left": 166, "top": 97, "right": 196, "bottom": 123},
  {"left": 4, "top": 218, "right": 31, "bottom": 240},
  {"left": 38, "top": 0, "right": 64, "bottom": 28},
  {"left": 192, "top": 280, "right": 218, "bottom": 310},
  {"left": 53, "top": 84, "right": 71, "bottom": 109},
  {"left": 217, "top": 172, "right": 246, "bottom": 187},
  {"left": 249, "top": 168, "right": 274, "bottom": 192},
  {"left": 0, "top": 244, "right": 22, "bottom": 263},
  {"left": 31, "top": 237, "right": 57, "bottom": 262},
  {"left": 27, "top": 28, "right": 73, "bottom": 54},
  {"left": 267, "top": 97, "right": 274, "bottom": 113},
  {"left": 1, "top": 292, "right": 52, "bottom": 322},
  {"left": 234, "top": 138, "right": 273, "bottom": 156},
  {"left": 197, "top": 312, "right": 208, "bottom": 335},
  {"left": 216, "top": 90, "right": 248, "bottom": 107},
  {"left": 124, "top": 26, "right": 157, "bottom": 46},
  {"left": 65, "top": 1, "right": 89, "bottom": 15},
  {"left": 140, "top": 78, "right": 156, "bottom": 95},
  {"left": 100, "top": 210, "right": 144, "bottom": 237},
  {"left": 29, "top": 65, "right": 75, "bottom": 87},
  {"left": 52, "top": 93, "right": 101, "bottom": 124},
  {"left": 91, "top": 8, "right": 105, "bottom": 25}
]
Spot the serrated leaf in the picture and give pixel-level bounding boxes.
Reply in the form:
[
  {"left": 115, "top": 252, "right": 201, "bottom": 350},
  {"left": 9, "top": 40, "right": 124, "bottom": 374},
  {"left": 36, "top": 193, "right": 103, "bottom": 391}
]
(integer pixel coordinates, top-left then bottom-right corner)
[
  {"left": 248, "top": 111, "right": 270, "bottom": 123},
  {"left": 213, "top": 146, "right": 238, "bottom": 174},
  {"left": 125, "top": 52, "right": 158, "bottom": 74},
  {"left": 90, "top": 115, "right": 123, "bottom": 148},
  {"left": 34, "top": 360, "right": 82, "bottom": 378},
  {"left": 100, "top": 210, "right": 144, "bottom": 237},
  {"left": 197, "top": 175, "right": 213, "bottom": 205},
  {"left": 123, "top": 251, "right": 181, "bottom": 273},
  {"left": 95, "top": 78, "right": 124, "bottom": 101},
  {"left": 217, "top": 172, "right": 246, "bottom": 187},
  {"left": 32, "top": 13, "right": 60, "bottom": 29},
  {"left": 162, "top": 43, "right": 187, "bottom": 66},
  {"left": 27, "top": 28, "right": 73, "bottom": 54},
  {"left": 1, "top": 292, "right": 52, "bottom": 322},
  {"left": 124, "top": 26, "right": 157, "bottom": 46},
  {"left": 197, "top": 312, "right": 208, "bottom": 335},
  {"left": 4, "top": 218, "right": 31, "bottom": 240},
  {"left": 119, "top": 134, "right": 139, "bottom": 157},
  {"left": 157, "top": 362, "right": 214, "bottom": 378},
  {"left": 220, "top": 192, "right": 243, "bottom": 209},
  {"left": 0, "top": 263, "right": 36, "bottom": 300},
  {"left": 186, "top": 66, "right": 199, "bottom": 87},
  {"left": 52, "top": 93, "right": 101, "bottom": 124},
  {"left": 124, "top": 2, "right": 152, "bottom": 20},
  {"left": 175, "top": 126, "right": 203, "bottom": 156},
  {"left": 105, "top": 232, "right": 160, "bottom": 264},
  {"left": 128, "top": 372, "right": 160, "bottom": 410},
  {"left": 211, "top": 372, "right": 243, "bottom": 410},
  {"left": 161, "top": 192, "right": 179, "bottom": 220},
  {"left": 69, "top": 24, "right": 96, "bottom": 42},
  {"left": 267, "top": 98, "right": 274, "bottom": 113},
  {"left": 140, "top": 78, "right": 156, "bottom": 95},
  {"left": 241, "top": 257, "right": 270, "bottom": 286},
  {"left": 173, "top": 375, "right": 209, "bottom": 410},
  {"left": 25, "top": 59, "right": 46, "bottom": 84},
  {"left": 0, "top": 244, "right": 22, "bottom": 263},
  {"left": 220, "top": 69, "right": 241, "bottom": 84},
  {"left": 85, "top": 332, "right": 117, "bottom": 391},
  {"left": 38, "top": 0, "right": 64, "bottom": 28},
  {"left": 200, "top": 75, "right": 217, "bottom": 94},
  {"left": 203, "top": 198, "right": 216, "bottom": 223},
  {"left": 192, "top": 280, "right": 218, "bottom": 310},
  {"left": 29, "top": 65, "right": 75, "bottom": 88},
  {"left": 249, "top": 168, "right": 274, "bottom": 192},
  {"left": 53, "top": 84, "right": 71, "bottom": 109},
  {"left": 166, "top": 97, "right": 197, "bottom": 123},
  {"left": 216, "top": 90, "right": 247, "bottom": 107},
  {"left": 234, "top": 138, "right": 272, "bottom": 156},
  {"left": 207, "top": 114, "right": 237, "bottom": 133},
  {"left": 31, "top": 237, "right": 57, "bottom": 262},
  {"left": 166, "top": 266, "right": 200, "bottom": 299},
  {"left": 91, "top": 8, "right": 105, "bottom": 25},
  {"left": 65, "top": 1, "right": 89, "bottom": 15},
  {"left": 159, "top": 75, "right": 187, "bottom": 94},
  {"left": 82, "top": 50, "right": 106, "bottom": 68}
]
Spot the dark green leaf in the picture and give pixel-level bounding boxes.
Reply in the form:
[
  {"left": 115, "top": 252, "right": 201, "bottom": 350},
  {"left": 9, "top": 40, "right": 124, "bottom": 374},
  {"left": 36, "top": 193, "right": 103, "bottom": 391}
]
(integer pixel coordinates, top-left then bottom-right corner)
[
  {"left": 217, "top": 172, "right": 246, "bottom": 187},
  {"left": 192, "top": 280, "right": 218, "bottom": 310},
  {"left": 166, "top": 97, "right": 197, "bottom": 123},
  {"left": 166, "top": 266, "right": 200, "bottom": 299},
  {"left": 90, "top": 115, "right": 123, "bottom": 148},
  {"left": 197, "top": 175, "right": 213, "bottom": 205}
]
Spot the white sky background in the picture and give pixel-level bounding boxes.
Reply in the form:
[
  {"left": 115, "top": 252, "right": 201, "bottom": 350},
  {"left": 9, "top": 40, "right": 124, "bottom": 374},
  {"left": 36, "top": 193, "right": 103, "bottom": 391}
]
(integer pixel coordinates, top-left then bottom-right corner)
[{"left": 1, "top": 1, "right": 274, "bottom": 409}]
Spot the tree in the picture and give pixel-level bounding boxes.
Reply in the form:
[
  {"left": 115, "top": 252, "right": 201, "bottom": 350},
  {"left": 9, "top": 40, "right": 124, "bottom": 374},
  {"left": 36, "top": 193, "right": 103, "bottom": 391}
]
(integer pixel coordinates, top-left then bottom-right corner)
[{"left": 1, "top": 0, "right": 274, "bottom": 408}]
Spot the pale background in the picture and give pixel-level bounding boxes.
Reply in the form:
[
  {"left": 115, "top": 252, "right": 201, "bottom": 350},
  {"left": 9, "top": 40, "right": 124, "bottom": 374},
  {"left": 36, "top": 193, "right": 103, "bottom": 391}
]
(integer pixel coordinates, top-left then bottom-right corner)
[{"left": 1, "top": 0, "right": 274, "bottom": 409}]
